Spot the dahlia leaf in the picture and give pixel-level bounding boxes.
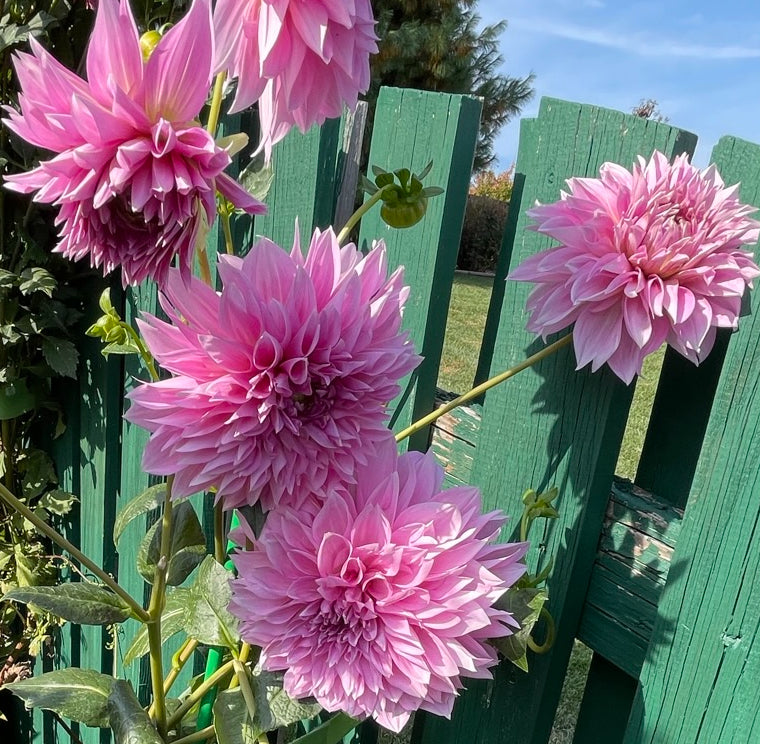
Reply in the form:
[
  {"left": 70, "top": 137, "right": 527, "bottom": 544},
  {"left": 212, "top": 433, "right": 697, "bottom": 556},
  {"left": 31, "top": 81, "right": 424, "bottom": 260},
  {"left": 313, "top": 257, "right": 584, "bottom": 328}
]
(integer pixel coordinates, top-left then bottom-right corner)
[
  {"left": 18, "top": 267, "right": 56, "bottom": 297},
  {"left": 3, "top": 583, "right": 134, "bottom": 625},
  {"left": 0, "top": 379, "right": 36, "bottom": 420},
  {"left": 108, "top": 680, "right": 163, "bottom": 744},
  {"left": 239, "top": 154, "right": 275, "bottom": 203},
  {"left": 113, "top": 483, "right": 166, "bottom": 547},
  {"left": 123, "top": 588, "right": 191, "bottom": 666},
  {"left": 213, "top": 688, "right": 264, "bottom": 744},
  {"left": 290, "top": 713, "right": 359, "bottom": 744},
  {"left": 250, "top": 670, "right": 322, "bottom": 730},
  {"left": 41, "top": 337, "right": 79, "bottom": 379},
  {"left": 37, "top": 489, "right": 77, "bottom": 517},
  {"left": 4, "top": 668, "right": 114, "bottom": 727},
  {"left": 136, "top": 501, "right": 206, "bottom": 586},
  {"left": 491, "top": 587, "right": 548, "bottom": 672},
  {"left": 184, "top": 556, "right": 239, "bottom": 650}
]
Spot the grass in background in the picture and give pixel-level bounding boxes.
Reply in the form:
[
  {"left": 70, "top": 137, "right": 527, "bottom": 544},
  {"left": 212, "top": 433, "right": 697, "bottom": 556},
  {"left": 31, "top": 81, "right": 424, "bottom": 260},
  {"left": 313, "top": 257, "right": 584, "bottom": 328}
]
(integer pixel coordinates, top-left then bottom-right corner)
[{"left": 434, "top": 272, "right": 664, "bottom": 742}]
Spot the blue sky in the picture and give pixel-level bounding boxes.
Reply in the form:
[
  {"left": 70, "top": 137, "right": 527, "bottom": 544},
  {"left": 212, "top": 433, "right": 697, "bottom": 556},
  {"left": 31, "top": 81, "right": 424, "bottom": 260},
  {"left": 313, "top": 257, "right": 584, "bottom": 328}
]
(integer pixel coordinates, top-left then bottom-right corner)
[{"left": 478, "top": 0, "right": 760, "bottom": 169}]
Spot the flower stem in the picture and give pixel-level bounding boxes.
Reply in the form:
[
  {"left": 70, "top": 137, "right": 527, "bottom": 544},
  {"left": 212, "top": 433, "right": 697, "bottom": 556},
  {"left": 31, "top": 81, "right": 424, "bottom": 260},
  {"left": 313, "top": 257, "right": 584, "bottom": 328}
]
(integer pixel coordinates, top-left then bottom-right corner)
[
  {"left": 171, "top": 726, "right": 215, "bottom": 744},
  {"left": 167, "top": 659, "right": 235, "bottom": 730},
  {"left": 214, "top": 500, "right": 225, "bottom": 564},
  {"left": 336, "top": 186, "right": 391, "bottom": 245},
  {"left": 527, "top": 606, "right": 556, "bottom": 654},
  {"left": 124, "top": 323, "right": 159, "bottom": 382},
  {"left": 146, "top": 476, "right": 175, "bottom": 738},
  {"left": 0, "top": 483, "right": 149, "bottom": 622},
  {"left": 197, "top": 245, "right": 213, "bottom": 287},
  {"left": 163, "top": 638, "right": 199, "bottom": 696},
  {"left": 206, "top": 72, "right": 227, "bottom": 138},
  {"left": 221, "top": 209, "right": 235, "bottom": 255},
  {"left": 395, "top": 333, "right": 574, "bottom": 444}
]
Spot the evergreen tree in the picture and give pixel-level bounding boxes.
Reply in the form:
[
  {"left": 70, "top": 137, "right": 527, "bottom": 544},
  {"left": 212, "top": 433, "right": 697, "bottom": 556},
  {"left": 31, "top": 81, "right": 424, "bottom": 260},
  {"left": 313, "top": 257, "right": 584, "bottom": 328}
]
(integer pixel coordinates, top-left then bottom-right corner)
[{"left": 369, "top": 0, "right": 533, "bottom": 171}]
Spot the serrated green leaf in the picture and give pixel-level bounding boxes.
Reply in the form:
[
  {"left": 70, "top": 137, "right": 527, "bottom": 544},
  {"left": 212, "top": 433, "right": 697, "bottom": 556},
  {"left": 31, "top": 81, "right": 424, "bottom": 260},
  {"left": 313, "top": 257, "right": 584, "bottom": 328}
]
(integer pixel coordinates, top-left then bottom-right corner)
[
  {"left": 41, "top": 337, "right": 79, "bottom": 378},
  {"left": 4, "top": 583, "right": 134, "bottom": 625},
  {"left": 136, "top": 501, "right": 206, "bottom": 586},
  {"left": 108, "top": 679, "right": 163, "bottom": 744},
  {"left": 19, "top": 449, "right": 56, "bottom": 499},
  {"left": 18, "top": 267, "right": 56, "bottom": 297},
  {"left": 251, "top": 670, "right": 322, "bottom": 730},
  {"left": 103, "top": 341, "right": 141, "bottom": 356},
  {"left": 113, "top": 484, "right": 166, "bottom": 546},
  {"left": 239, "top": 154, "right": 274, "bottom": 203},
  {"left": 291, "top": 713, "right": 359, "bottom": 744},
  {"left": 491, "top": 588, "right": 548, "bottom": 672},
  {"left": 123, "top": 588, "right": 190, "bottom": 666},
  {"left": 0, "top": 378, "right": 35, "bottom": 420},
  {"left": 38, "top": 489, "right": 78, "bottom": 517},
  {"left": 213, "top": 689, "right": 263, "bottom": 744},
  {"left": 185, "top": 556, "right": 240, "bottom": 649},
  {"left": 4, "top": 668, "right": 114, "bottom": 727}
]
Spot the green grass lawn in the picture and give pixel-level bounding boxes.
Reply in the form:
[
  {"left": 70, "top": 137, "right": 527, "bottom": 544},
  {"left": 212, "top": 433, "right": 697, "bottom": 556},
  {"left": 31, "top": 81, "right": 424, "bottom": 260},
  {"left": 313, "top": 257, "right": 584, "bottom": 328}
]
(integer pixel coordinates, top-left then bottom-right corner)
[{"left": 435, "top": 271, "right": 665, "bottom": 741}]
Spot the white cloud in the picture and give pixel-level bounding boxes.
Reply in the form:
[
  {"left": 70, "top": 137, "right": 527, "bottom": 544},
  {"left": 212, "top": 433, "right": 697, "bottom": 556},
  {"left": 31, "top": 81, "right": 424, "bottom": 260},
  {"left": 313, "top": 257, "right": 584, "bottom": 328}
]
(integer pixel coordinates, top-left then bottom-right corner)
[{"left": 514, "top": 18, "right": 760, "bottom": 59}]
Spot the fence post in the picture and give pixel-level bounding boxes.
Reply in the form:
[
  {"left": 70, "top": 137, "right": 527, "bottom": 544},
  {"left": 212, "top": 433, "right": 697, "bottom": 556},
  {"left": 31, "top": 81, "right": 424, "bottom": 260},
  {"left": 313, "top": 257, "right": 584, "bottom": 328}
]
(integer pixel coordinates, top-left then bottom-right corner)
[
  {"left": 414, "top": 97, "right": 697, "bottom": 744},
  {"left": 623, "top": 135, "right": 760, "bottom": 744},
  {"left": 358, "top": 86, "right": 482, "bottom": 451}
]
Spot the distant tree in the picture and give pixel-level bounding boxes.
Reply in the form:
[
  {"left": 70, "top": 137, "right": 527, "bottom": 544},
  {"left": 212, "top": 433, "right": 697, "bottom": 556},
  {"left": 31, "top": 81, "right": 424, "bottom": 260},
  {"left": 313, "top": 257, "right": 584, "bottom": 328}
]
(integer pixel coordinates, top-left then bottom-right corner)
[
  {"left": 369, "top": 1, "right": 534, "bottom": 171},
  {"left": 470, "top": 166, "right": 514, "bottom": 202},
  {"left": 632, "top": 99, "right": 669, "bottom": 123}
]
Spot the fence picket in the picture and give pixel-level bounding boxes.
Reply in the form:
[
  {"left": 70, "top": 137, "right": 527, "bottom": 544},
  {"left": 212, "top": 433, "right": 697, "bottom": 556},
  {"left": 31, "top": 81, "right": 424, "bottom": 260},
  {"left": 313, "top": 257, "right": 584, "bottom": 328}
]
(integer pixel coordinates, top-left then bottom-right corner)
[{"left": 624, "top": 135, "right": 760, "bottom": 744}]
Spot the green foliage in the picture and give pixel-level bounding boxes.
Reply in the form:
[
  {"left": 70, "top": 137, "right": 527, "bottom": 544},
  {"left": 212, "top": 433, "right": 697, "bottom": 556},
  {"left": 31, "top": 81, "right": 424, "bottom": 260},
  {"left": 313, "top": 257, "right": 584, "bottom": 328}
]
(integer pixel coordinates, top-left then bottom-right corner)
[
  {"left": 108, "top": 680, "right": 164, "bottom": 744},
  {"left": 458, "top": 195, "right": 508, "bottom": 272},
  {"left": 113, "top": 483, "right": 167, "bottom": 547},
  {"left": 470, "top": 167, "right": 514, "bottom": 202},
  {"left": 370, "top": 0, "right": 534, "bottom": 170},
  {"left": 123, "top": 588, "right": 191, "bottom": 666},
  {"left": 3, "top": 583, "right": 135, "bottom": 625},
  {"left": 491, "top": 588, "right": 548, "bottom": 672},
  {"left": 184, "top": 556, "right": 240, "bottom": 650},
  {"left": 4, "top": 667, "right": 115, "bottom": 727}
]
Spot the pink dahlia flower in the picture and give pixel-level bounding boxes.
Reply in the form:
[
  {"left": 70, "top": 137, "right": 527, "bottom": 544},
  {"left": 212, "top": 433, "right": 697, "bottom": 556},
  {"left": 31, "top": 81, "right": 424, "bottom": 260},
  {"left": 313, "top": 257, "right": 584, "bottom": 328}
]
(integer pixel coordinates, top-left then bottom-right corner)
[
  {"left": 126, "top": 227, "right": 419, "bottom": 510},
  {"left": 510, "top": 151, "right": 760, "bottom": 383},
  {"left": 4, "top": 0, "right": 265, "bottom": 286},
  {"left": 229, "top": 448, "right": 528, "bottom": 732},
  {"left": 214, "top": 0, "right": 377, "bottom": 159}
]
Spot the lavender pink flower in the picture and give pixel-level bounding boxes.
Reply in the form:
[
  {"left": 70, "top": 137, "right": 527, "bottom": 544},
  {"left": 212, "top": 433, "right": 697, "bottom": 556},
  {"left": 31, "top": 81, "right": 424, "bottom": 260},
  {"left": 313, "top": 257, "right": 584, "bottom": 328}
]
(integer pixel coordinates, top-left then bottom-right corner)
[
  {"left": 229, "top": 446, "right": 528, "bottom": 732},
  {"left": 126, "top": 227, "right": 419, "bottom": 510},
  {"left": 4, "top": 0, "right": 265, "bottom": 287},
  {"left": 214, "top": 0, "right": 377, "bottom": 159},
  {"left": 510, "top": 151, "right": 760, "bottom": 383}
]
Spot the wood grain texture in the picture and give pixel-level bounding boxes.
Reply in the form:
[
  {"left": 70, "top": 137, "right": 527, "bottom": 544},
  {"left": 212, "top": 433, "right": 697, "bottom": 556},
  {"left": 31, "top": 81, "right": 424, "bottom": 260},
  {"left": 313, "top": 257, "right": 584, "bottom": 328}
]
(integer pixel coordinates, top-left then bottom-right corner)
[
  {"left": 624, "top": 135, "right": 760, "bottom": 744},
  {"left": 415, "top": 97, "right": 697, "bottom": 744},
  {"left": 358, "top": 87, "right": 482, "bottom": 452}
]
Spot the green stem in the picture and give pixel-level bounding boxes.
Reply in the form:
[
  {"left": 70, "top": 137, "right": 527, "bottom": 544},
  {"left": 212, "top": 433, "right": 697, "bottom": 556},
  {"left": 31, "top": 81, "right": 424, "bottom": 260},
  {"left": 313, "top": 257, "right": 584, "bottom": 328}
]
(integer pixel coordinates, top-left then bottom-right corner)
[
  {"left": 163, "top": 638, "right": 198, "bottom": 696},
  {"left": 206, "top": 72, "right": 227, "bottom": 138},
  {"left": 395, "top": 333, "right": 574, "bottom": 444},
  {"left": 124, "top": 324, "right": 159, "bottom": 382},
  {"left": 146, "top": 476, "right": 175, "bottom": 738},
  {"left": 167, "top": 659, "right": 235, "bottom": 729},
  {"left": 221, "top": 209, "right": 235, "bottom": 255},
  {"left": 336, "top": 186, "right": 392, "bottom": 245},
  {"left": 0, "top": 483, "right": 149, "bottom": 622},
  {"left": 527, "top": 606, "right": 556, "bottom": 654},
  {"left": 171, "top": 726, "right": 215, "bottom": 744},
  {"left": 214, "top": 501, "right": 225, "bottom": 564}
]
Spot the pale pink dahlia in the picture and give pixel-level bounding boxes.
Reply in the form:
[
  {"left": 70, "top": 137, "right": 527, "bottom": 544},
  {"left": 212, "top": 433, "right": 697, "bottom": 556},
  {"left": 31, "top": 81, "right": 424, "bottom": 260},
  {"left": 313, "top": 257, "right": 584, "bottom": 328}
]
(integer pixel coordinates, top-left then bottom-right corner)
[
  {"left": 510, "top": 151, "right": 760, "bottom": 383},
  {"left": 229, "top": 448, "right": 528, "bottom": 732},
  {"left": 3, "top": 0, "right": 265, "bottom": 286},
  {"left": 214, "top": 0, "right": 377, "bottom": 159},
  {"left": 125, "top": 227, "right": 419, "bottom": 510}
]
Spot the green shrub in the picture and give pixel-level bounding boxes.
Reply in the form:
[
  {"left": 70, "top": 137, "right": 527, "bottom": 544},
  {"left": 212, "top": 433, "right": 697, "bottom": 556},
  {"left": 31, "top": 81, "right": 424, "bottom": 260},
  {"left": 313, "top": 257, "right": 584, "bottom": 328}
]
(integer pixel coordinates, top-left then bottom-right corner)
[{"left": 457, "top": 195, "right": 509, "bottom": 272}]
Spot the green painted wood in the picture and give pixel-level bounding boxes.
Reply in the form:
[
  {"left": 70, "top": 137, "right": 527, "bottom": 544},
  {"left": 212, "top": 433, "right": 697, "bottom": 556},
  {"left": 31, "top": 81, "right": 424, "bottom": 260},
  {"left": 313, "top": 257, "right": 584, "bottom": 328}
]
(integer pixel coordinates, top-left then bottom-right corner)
[
  {"left": 624, "top": 135, "right": 760, "bottom": 744},
  {"left": 573, "top": 655, "right": 637, "bottom": 744},
  {"left": 414, "top": 97, "right": 697, "bottom": 744},
  {"left": 358, "top": 87, "right": 482, "bottom": 452},
  {"left": 635, "top": 330, "right": 732, "bottom": 509},
  {"left": 473, "top": 119, "right": 536, "bottom": 389},
  {"left": 252, "top": 116, "right": 344, "bottom": 248}
]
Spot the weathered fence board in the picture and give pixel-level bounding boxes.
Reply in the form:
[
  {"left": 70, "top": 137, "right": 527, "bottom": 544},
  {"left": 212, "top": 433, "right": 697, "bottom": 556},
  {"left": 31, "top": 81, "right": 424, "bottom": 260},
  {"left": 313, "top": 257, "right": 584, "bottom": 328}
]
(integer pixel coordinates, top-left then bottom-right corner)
[
  {"left": 414, "top": 98, "right": 697, "bottom": 744},
  {"left": 624, "top": 135, "right": 760, "bottom": 744},
  {"left": 358, "top": 87, "right": 482, "bottom": 451}
]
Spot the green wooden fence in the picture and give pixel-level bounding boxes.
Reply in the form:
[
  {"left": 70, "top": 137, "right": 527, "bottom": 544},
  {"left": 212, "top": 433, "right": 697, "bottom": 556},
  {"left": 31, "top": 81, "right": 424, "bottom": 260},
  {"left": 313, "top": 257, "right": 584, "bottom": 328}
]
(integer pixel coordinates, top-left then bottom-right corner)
[{"left": 26, "top": 87, "right": 760, "bottom": 744}]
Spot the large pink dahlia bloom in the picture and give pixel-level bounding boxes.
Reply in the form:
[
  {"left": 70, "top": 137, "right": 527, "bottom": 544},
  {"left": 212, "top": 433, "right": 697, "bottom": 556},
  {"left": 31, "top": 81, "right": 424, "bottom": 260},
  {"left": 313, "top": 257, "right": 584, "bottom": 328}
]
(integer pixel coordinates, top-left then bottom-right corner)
[
  {"left": 214, "top": 0, "right": 377, "bottom": 159},
  {"left": 230, "top": 448, "right": 528, "bottom": 732},
  {"left": 126, "top": 227, "right": 419, "bottom": 510},
  {"left": 4, "top": 0, "right": 265, "bottom": 286},
  {"left": 510, "top": 151, "right": 760, "bottom": 383}
]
